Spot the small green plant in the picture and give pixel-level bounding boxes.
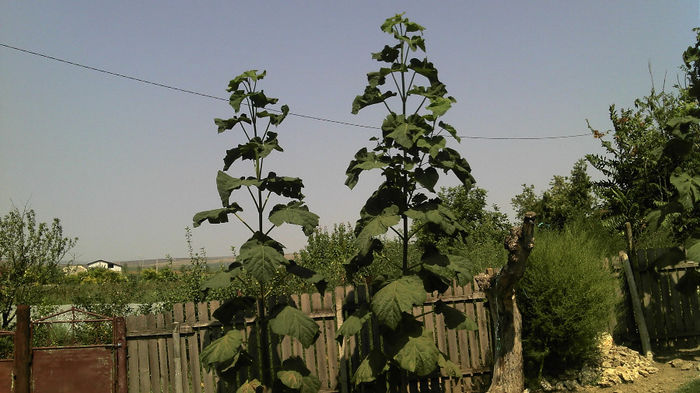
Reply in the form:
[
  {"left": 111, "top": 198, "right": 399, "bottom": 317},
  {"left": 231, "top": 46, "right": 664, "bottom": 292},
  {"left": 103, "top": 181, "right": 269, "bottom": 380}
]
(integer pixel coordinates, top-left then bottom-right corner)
[
  {"left": 339, "top": 13, "right": 477, "bottom": 390},
  {"left": 675, "top": 377, "right": 700, "bottom": 393},
  {"left": 193, "top": 70, "right": 323, "bottom": 393},
  {"left": 517, "top": 220, "right": 620, "bottom": 379}
]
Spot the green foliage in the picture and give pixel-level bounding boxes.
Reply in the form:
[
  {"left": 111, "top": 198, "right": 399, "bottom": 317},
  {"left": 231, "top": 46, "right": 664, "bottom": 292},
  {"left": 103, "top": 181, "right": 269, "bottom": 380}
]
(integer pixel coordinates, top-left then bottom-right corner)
[
  {"left": 646, "top": 29, "right": 700, "bottom": 261},
  {"left": 341, "top": 14, "right": 477, "bottom": 389},
  {"left": 418, "top": 186, "right": 510, "bottom": 274},
  {"left": 586, "top": 72, "right": 699, "bottom": 249},
  {"left": 193, "top": 71, "right": 321, "bottom": 392},
  {"left": 517, "top": 220, "right": 620, "bottom": 378},
  {"left": 675, "top": 377, "right": 700, "bottom": 393},
  {"left": 512, "top": 159, "right": 596, "bottom": 229},
  {"left": 0, "top": 207, "right": 77, "bottom": 329}
]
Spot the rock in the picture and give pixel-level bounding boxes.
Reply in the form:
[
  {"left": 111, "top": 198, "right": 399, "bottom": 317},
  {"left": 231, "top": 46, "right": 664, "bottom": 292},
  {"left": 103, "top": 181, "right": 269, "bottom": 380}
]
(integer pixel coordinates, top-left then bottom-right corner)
[
  {"left": 563, "top": 379, "right": 580, "bottom": 391},
  {"left": 669, "top": 358, "right": 692, "bottom": 370},
  {"left": 539, "top": 378, "right": 554, "bottom": 392},
  {"left": 554, "top": 381, "right": 566, "bottom": 391}
]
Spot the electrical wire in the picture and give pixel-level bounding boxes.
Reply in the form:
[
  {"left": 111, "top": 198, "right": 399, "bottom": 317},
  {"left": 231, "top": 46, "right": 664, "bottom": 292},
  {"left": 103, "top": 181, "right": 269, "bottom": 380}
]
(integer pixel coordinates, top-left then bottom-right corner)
[{"left": 1, "top": 42, "right": 590, "bottom": 140}]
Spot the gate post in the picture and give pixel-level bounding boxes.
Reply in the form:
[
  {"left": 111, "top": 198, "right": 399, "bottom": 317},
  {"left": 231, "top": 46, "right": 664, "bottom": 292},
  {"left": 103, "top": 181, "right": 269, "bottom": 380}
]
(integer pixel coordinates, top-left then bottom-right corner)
[
  {"left": 13, "top": 304, "right": 30, "bottom": 393},
  {"left": 114, "top": 316, "right": 128, "bottom": 393}
]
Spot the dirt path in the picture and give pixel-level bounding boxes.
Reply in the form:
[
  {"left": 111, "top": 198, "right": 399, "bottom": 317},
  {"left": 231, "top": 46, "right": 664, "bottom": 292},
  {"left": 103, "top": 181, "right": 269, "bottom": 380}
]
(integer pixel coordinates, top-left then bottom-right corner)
[
  {"left": 535, "top": 343, "right": 700, "bottom": 392},
  {"left": 577, "top": 358, "right": 698, "bottom": 393}
]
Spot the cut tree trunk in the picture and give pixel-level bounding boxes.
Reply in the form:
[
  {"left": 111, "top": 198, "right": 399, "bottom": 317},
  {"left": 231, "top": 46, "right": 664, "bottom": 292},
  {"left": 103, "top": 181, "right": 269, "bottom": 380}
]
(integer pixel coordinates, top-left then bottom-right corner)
[{"left": 475, "top": 212, "right": 536, "bottom": 393}]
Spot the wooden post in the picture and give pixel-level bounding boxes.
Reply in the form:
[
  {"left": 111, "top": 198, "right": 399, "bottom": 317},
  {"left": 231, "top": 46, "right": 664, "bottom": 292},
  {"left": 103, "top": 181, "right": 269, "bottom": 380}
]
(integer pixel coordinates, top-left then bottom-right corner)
[
  {"left": 114, "top": 316, "right": 128, "bottom": 393},
  {"left": 13, "top": 304, "right": 31, "bottom": 393},
  {"left": 624, "top": 222, "right": 652, "bottom": 358},
  {"left": 173, "top": 322, "right": 184, "bottom": 393},
  {"left": 620, "top": 251, "right": 653, "bottom": 358}
]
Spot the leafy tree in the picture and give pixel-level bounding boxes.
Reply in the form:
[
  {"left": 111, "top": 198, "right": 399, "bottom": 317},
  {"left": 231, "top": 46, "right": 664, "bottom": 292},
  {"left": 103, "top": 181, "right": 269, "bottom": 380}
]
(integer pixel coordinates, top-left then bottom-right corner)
[
  {"left": 192, "top": 71, "right": 323, "bottom": 392},
  {"left": 511, "top": 159, "right": 595, "bottom": 229},
  {"left": 0, "top": 207, "right": 77, "bottom": 329},
  {"left": 340, "top": 14, "right": 477, "bottom": 389},
  {"left": 647, "top": 28, "right": 700, "bottom": 261},
  {"left": 586, "top": 86, "right": 694, "bottom": 241}
]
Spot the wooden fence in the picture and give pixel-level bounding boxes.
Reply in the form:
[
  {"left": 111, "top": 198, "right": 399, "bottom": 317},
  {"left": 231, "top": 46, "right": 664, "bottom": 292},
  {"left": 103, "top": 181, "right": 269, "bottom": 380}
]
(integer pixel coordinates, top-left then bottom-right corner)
[
  {"left": 124, "top": 281, "right": 494, "bottom": 393},
  {"left": 627, "top": 248, "right": 700, "bottom": 349}
]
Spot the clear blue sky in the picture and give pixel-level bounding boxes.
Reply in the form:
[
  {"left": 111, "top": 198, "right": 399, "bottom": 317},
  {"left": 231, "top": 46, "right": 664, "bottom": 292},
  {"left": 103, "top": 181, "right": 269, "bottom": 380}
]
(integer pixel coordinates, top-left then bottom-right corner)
[{"left": 1, "top": 1, "right": 698, "bottom": 262}]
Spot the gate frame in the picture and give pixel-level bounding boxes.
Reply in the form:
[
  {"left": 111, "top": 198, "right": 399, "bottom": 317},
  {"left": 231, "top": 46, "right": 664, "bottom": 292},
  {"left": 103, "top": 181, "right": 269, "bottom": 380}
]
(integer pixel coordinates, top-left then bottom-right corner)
[{"left": 9, "top": 305, "right": 127, "bottom": 393}]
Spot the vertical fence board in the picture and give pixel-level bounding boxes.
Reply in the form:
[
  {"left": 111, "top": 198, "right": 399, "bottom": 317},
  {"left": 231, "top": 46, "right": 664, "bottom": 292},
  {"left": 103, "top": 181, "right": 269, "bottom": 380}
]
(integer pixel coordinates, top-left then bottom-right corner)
[
  {"left": 146, "top": 314, "right": 162, "bottom": 392},
  {"left": 185, "top": 303, "right": 203, "bottom": 393},
  {"left": 299, "top": 293, "right": 317, "bottom": 377},
  {"left": 323, "top": 291, "right": 339, "bottom": 391},
  {"left": 173, "top": 304, "right": 190, "bottom": 393},
  {"left": 197, "top": 302, "right": 216, "bottom": 393},
  {"left": 126, "top": 315, "right": 141, "bottom": 393},
  {"left": 135, "top": 315, "right": 152, "bottom": 393},
  {"left": 156, "top": 313, "right": 171, "bottom": 393},
  {"left": 164, "top": 311, "right": 177, "bottom": 393},
  {"left": 311, "top": 293, "right": 329, "bottom": 390}
]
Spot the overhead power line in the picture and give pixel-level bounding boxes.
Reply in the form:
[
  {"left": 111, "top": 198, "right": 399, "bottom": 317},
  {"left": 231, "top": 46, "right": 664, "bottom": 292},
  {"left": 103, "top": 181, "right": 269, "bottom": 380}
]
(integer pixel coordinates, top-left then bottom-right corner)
[{"left": 1, "top": 42, "right": 590, "bottom": 140}]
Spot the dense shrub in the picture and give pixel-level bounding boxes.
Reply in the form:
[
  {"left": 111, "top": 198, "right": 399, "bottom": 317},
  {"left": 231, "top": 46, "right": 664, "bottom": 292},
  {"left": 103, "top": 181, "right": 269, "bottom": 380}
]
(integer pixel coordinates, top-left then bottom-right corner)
[{"left": 517, "top": 220, "right": 621, "bottom": 379}]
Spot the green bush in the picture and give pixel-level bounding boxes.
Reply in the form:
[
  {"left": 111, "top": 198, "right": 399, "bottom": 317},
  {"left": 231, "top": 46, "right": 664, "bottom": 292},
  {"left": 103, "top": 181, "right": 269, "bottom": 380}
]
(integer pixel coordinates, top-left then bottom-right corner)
[{"left": 517, "top": 220, "right": 621, "bottom": 379}]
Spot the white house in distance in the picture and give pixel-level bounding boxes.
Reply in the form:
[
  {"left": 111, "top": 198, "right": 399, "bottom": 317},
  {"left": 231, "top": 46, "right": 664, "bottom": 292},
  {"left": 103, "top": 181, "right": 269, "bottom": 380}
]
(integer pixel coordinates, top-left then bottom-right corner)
[{"left": 85, "top": 259, "right": 123, "bottom": 273}]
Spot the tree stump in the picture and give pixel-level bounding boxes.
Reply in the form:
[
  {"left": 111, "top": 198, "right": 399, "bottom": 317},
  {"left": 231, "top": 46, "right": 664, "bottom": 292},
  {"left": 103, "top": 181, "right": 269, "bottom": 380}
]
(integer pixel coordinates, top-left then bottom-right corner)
[{"left": 475, "top": 212, "right": 536, "bottom": 393}]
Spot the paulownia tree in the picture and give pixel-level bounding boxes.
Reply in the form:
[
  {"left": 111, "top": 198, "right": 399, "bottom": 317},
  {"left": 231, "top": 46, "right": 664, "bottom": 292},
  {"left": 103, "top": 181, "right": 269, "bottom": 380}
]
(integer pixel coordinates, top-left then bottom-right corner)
[
  {"left": 648, "top": 28, "right": 700, "bottom": 263},
  {"left": 339, "top": 13, "right": 481, "bottom": 391},
  {"left": 193, "top": 71, "right": 324, "bottom": 393}
]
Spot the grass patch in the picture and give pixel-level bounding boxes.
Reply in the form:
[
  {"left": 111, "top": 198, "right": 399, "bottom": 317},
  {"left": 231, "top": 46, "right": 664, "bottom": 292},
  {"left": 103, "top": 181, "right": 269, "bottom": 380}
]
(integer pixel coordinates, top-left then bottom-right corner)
[{"left": 675, "top": 377, "right": 700, "bottom": 393}]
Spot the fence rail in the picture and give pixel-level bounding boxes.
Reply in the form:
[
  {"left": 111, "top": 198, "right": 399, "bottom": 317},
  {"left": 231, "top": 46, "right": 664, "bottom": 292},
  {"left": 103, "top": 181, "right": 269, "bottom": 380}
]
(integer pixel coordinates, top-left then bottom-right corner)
[
  {"left": 125, "top": 281, "right": 494, "bottom": 393},
  {"left": 629, "top": 248, "right": 700, "bottom": 349}
]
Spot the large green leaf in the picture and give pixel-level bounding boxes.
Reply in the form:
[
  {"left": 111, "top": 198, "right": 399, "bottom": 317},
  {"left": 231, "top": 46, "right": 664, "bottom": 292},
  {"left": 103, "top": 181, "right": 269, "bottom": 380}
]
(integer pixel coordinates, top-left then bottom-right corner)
[
  {"left": 192, "top": 205, "right": 243, "bottom": 228},
  {"left": 270, "top": 306, "right": 320, "bottom": 348},
  {"left": 438, "top": 121, "right": 460, "bottom": 142},
  {"left": 355, "top": 205, "right": 401, "bottom": 251},
  {"left": 257, "top": 104, "right": 289, "bottom": 126},
  {"left": 393, "top": 329, "right": 439, "bottom": 376},
  {"left": 277, "top": 357, "right": 321, "bottom": 393},
  {"left": 382, "top": 114, "right": 425, "bottom": 149},
  {"left": 262, "top": 173, "right": 305, "bottom": 199},
  {"left": 223, "top": 133, "right": 283, "bottom": 170},
  {"left": 352, "top": 86, "right": 397, "bottom": 114},
  {"left": 670, "top": 172, "right": 700, "bottom": 211},
  {"left": 371, "top": 275, "right": 426, "bottom": 329},
  {"left": 437, "top": 353, "right": 461, "bottom": 377},
  {"left": 237, "top": 232, "right": 286, "bottom": 283},
  {"left": 405, "top": 200, "right": 459, "bottom": 235},
  {"left": 408, "top": 58, "right": 439, "bottom": 85},
  {"left": 434, "top": 300, "right": 477, "bottom": 330},
  {"left": 687, "top": 235, "right": 700, "bottom": 262},
  {"left": 282, "top": 260, "right": 327, "bottom": 294},
  {"left": 235, "top": 379, "right": 262, "bottom": 393},
  {"left": 431, "top": 148, "right": 474, "bottom": 187},
  {"left": 214, "top": 114, "right": 251, "bottom": 133},
  {"left": 202, "top": 264, "right": 242, "bottom": 291},
  {"left": 345, "top": 148, "right": 388, "bottom": 189},
  {"left": 268, "top": 201, "right": 319, "bottom": 236},
  {"left": 352, "top": 350, "right": 387, "bottom": 385},
  {"left": 414, "top": 167, "right": 439, "bottom": 192},
  {"left": 426, "top": 96, "right": 454, "bottom": 117},
  {"left": 336, "top": 304, "right": 372, "bottom": 339},
  {"left": 212, "top": 296, "right": 256, "bottom": 325},
  {"left": 277, "top": 370, "right": 303, "bottom": 389},
  {"left": 416, "top": 135, "right": 447, "bottom": 158},
  {"left": 371, "top": 45, "right": 400, "bottom": 63},
  {"left": 228, "top": 70, "right": 266, "bottom": 92},
  {"left": 200, "top": 329, "right": 244, "bottom": 373},
  {"left": 216, "top": 171, "right": 262, "bottom": 206},
  {"left": 418, "top": 264, "right": 452, "bottom": 293}
]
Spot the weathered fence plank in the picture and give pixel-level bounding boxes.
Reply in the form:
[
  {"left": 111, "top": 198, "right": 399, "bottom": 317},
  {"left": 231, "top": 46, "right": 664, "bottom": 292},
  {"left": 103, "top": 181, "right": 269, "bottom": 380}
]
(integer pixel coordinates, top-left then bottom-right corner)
[{"left": 125, "top": 281, "right": 494, "bottom": 393}]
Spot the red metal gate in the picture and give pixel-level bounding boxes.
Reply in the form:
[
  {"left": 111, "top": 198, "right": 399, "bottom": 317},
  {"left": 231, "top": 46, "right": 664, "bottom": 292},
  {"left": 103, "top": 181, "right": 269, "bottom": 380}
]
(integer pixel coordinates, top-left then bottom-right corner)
[
  {"left": 30, "top": 308, "right": 127, "bottom": 393},
  {"left": 1, "top": 306, "right": 127, "bottom": 393}
]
